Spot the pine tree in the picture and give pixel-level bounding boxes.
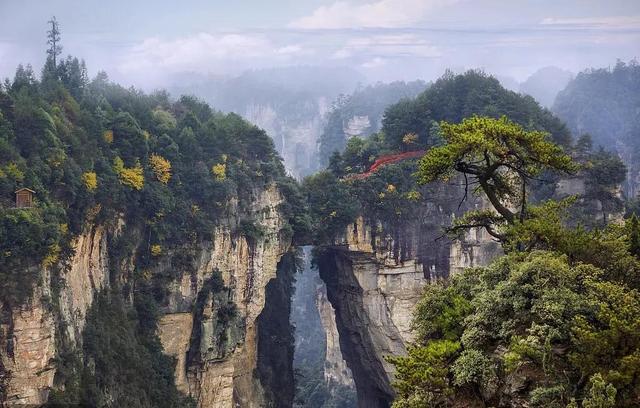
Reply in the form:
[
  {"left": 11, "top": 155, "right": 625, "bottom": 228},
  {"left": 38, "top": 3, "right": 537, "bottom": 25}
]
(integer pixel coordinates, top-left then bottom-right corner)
[
  {"left": 46, "top": 16, "right": 62, "bottom": 67},
  {"left": 43, "top": 16, "right": 62, "bottom": 82}
]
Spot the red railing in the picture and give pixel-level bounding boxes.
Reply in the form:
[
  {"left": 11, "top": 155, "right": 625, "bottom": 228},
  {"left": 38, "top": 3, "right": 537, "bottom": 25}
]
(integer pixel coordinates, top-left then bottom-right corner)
[{"left": 346, "top": 150, "right": 425, "bottom": 180}]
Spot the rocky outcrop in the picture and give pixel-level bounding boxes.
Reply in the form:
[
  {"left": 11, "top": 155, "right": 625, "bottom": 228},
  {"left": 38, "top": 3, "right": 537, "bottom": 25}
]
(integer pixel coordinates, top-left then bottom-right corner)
[
  {"left": 318, "top": 214, "right": 500, "bottom": 408},
  {"left": 0, "top": 286, "right": 56, "bottom": 405},
  {"left": 0, "top": 222, "right": 113, "bottom": 406},
  {"left": 158, "top": 313, "right": 193, "bottom": 393},
  {"left": 343, "top": 115, "right": 372, "bottom": 139},
  {"left": 1, "top": 184, "right": 296, "bottom": 408},
  {"left": 155, "top": 184, "right": 294, "bottom": 407},
  {"left": 316, "top": 284, "right": 354, "bottom": 389}
]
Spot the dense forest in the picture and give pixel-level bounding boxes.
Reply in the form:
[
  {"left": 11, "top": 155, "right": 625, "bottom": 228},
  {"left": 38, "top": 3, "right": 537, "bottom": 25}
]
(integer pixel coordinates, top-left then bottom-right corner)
[
  {"left": 304, "top": 70, "right": 638, "bottom": 407},
  {"left": 0, "top": 42, "right": 308, "bottom": 405}
]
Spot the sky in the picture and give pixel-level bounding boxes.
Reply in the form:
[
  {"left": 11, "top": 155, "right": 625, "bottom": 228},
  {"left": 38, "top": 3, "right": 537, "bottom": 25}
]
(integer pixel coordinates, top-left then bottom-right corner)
[{"left": 0, "top": 0, "right": 639, "bottom": 89}]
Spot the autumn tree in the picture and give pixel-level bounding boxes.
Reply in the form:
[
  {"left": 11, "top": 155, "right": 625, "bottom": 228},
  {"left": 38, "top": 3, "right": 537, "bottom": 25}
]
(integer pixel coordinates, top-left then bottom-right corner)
[
  {"left": 149, "top": 154, "right": 171, "bottom": 184},
  {"left": 417, "top": 115, "right": 577, "bottom": 240}
]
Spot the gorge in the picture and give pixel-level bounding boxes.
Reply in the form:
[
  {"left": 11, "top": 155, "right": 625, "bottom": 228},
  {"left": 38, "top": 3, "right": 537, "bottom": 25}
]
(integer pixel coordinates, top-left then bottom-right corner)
[{"left": 1, "top": 49, "right": 638, "bottom": 408}]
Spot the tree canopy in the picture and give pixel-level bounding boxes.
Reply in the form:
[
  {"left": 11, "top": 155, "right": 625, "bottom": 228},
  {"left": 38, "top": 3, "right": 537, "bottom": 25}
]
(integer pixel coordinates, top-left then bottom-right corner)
[{"left": 417, "top": 115, "right": 577, "bottom": 239}]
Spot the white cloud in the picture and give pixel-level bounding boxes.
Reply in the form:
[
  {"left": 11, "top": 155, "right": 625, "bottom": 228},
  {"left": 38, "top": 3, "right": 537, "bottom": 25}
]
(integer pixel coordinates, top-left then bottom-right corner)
[
  {"left": 540, "top": 16, "right": 640, "bottom": 29},
  {"left": 289, "top": 0, "right": 460, "bottom": 29},
  {"left": 120, "top": 33, "right": 269, "bottom": 73},
  {"left": 116, "top": 33, "right": 308, "bottom": 86}
]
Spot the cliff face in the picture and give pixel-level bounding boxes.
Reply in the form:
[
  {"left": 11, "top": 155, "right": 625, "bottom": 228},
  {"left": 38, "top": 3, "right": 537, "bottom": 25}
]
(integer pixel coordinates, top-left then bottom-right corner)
[
  {"left": 0, "top": 183, "right": 296, "bottom": 408},
  {"left": 318, "top": 215, "right": 500, "bottom": 408},
  {"left": 0, "top": 221, "right": 113, "bottom": 405},
  {"left": 315, "top": 285, "right": 354, "bottom": 389},
  {"left": 244, "top": 99, "right": 329, "bottom": 178}
]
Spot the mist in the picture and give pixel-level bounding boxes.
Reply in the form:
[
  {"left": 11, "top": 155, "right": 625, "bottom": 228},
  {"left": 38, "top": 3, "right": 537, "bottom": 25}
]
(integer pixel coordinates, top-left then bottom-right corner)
[{"left": 1, "top": 0, "right": 638, "bottom": 92}]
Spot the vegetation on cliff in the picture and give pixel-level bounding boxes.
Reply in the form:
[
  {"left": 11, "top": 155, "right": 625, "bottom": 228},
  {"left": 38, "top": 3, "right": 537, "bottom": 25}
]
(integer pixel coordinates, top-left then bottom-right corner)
[
  {"left": 1, "top": 27, "right": 308, "bottom": 407},
  {"left": 304, "top": 70, "right": 617, "bottom": 246},
  {"left": 553, "top": 60, "right": 640, "bottom": 196},
  {"left": 0, "top": 51, "right": 307, "bottom": 304},
  {"left": 388, "top": 108, "right": 639, "bottom": 407},
  {"left": 318, "top": 80, "right": 427, "bottom": 166}
]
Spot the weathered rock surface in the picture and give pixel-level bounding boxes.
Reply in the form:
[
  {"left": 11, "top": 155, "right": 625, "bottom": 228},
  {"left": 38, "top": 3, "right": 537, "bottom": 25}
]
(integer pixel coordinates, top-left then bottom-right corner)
[
  {"left": 152, "top": 184, "right": 294, "bottom": 407},
  {"left": 1, "top": 184, "right": 295, "bottom": 408},
  {"left": 1, "top": 222, "right": 112, "bottom": 406},
  {"left": 0, "top": 289, "right": 56, "bottom": 405},
  {"left": 319, "top": 213, "right": 501, "bottom": 408},
  {"left": 343, "top": 115, "right": 372, "bottom": 139},
  {"left": 316, "top": 285, "right": 354, "bottom": 389}
]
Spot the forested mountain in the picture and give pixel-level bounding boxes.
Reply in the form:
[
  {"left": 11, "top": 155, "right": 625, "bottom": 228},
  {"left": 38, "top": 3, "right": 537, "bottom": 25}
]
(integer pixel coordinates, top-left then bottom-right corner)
[
  {"left": 0, "top": 54, "right": 308, "bottom": 407},
  {"left": 169, "top": 67, "right": 364, "bottom": 177},
  {"left": 1, "top": 23, "right": 638, "bottom": 408},
  {"left": 303, "top": 70, "right": 637, "bottom": 408},
  {"left": 317, "top": 81, "right": 427, "bottom": 166},
  {"left": 554, "top": 60, "right": 640, "bottom": 196}
]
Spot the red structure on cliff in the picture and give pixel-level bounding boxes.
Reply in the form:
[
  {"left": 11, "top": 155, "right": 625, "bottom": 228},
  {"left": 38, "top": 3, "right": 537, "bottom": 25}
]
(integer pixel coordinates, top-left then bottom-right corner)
[{"left": 347, "top": 150, "right": 426, "bottom": 180}]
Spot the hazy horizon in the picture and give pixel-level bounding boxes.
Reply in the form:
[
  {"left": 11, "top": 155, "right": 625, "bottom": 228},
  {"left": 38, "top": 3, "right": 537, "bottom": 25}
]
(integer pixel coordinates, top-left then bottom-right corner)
[{"left": 1, "top": 0, "right": 639, "bottom": 91}]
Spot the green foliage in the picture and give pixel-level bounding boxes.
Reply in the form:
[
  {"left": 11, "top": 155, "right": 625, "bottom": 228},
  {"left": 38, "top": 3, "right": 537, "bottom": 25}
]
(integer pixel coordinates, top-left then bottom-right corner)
[
  {"left": 417, "top": 115, "right": 576, "bottom": 238},
  {"left": 46, "top": 291, "right": 195, "bottom": 408},
  {"left": 302, "top": 171, "right": 359, "bottom": 243},
  {"left": 582, "top": 374, "right": 617, "bottom": 408},
  {"left": 387, "top": 340, "right": 460, "bottom": 407},
  {"left": 389, "top": 219, "right": 640, "bottom": 407},
  {"left": 383, "top": 70, "right": 573, "bottom": 150},
  {"left": 412, "top": 283, "right": 472, "bottom": 341},
  {"left": 583, "top": 148, "right": 627, "bottom": 225}
]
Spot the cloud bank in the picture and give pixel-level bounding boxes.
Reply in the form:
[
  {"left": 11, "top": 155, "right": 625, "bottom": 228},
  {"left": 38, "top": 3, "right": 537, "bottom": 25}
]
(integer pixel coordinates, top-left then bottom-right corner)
[{"left": 289, "top": 0, "right": 460, "bottom": 29}]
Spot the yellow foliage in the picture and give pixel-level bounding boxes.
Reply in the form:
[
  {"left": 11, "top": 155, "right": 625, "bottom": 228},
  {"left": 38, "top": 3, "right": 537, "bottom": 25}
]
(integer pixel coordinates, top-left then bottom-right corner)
[
  {"left": 113, "top": 157, "right": 144, "bottom": 190},
  {"left": 406, "top": 190, "right": 422, "bottom": 201},
  {"left": 402, "top": 132, "right": 419, "bottom": 145},
  {"left": 60, "top": 223, "right": 69, "bottom": 235},
  {"left": 143, "top": 130, "right": 151, "bottom": 141},
  {"left": 103, "top": 130, "right": 114, "bottom": 144},
  {"left": 42, "top": 243, "right": 61, "bottom": 268},
  {"left": 82, "top": 171, "right": 98, "bottom": 191},
  {"left": 149, "top": 154, "right": 172, "bottom": 184},
  {"left": 387, "top": 184, "right": 397, "bottom": 193},
  {"left": 212, "top": 162, "right": 226, "bottom": 181},
  {"left": 150, "top": 244, "right": 162, "bottom": 257},
  {"left": 378, "top": 192, "right": 386, "bottom": 199}
]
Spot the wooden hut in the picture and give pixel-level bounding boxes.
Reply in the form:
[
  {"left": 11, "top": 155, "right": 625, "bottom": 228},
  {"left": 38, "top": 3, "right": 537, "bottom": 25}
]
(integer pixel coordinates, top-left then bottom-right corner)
[{"left": 15, "top": 188, "right": 35, "bottom": 208}]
